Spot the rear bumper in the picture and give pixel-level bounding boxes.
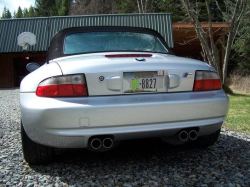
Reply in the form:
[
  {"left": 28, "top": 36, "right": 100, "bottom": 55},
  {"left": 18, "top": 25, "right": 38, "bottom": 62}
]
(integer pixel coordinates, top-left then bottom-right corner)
[{"left": 20, "top": 90, "right": 229, "bottom": 148}]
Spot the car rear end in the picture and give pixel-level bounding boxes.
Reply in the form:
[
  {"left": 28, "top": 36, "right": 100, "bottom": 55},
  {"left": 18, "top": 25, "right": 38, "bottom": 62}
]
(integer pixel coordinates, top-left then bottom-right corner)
[
  {"left": 20, "top": 27, "right": 229, "bottom": 164},
  {"left": 20, "top": 52, "right": 229, "bottom": 149}
]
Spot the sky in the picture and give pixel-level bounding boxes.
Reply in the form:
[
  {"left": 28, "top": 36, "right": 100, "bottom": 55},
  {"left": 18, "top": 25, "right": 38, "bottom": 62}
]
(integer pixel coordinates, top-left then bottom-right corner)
[{"left": 0, "top": 0, "right": 35, "bottom": 16}]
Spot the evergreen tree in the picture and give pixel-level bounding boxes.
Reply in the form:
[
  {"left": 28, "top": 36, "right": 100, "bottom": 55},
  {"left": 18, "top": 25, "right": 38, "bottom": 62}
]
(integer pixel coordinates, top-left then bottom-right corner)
[
  {"left": 28, "top": 6, "right": 36, "bottom": 17},
  {"left": 5, "top": 10, "right": 12, "bottom": 18},
  {"left": 115, "top": 0, "right": 137, "bottom": 13},
  {"left": 1, "top": 6, "right": 12, "bottom": 19},
  {"left": 14, "top": 6, "right": 23, "bottom": 18},
  {"left": 56, "top": 0, "right": 71, "bottom": 16},
  {"left": 23, "top": 8, "right": 29, "bottom": 17},
  {"left": 156, "top": 0, "right": 187, "bottom": 22},
  {"left": 35, "top": 0, "right": 70, "bottom": 16},
  {"left": 1, "top": 6, "right": 7, "bottom": 18},
  {"left": 35, "top": 0, "right": 57, "bottom": 16},
  {"left": 69, "top": 0, "right": 118, "bottom": 15}
]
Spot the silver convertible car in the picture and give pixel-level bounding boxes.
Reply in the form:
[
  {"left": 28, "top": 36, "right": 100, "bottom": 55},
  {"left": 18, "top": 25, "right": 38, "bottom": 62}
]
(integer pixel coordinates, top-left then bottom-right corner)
[{"left": 20, "top": 26, "right": 229, "bottom": 164}]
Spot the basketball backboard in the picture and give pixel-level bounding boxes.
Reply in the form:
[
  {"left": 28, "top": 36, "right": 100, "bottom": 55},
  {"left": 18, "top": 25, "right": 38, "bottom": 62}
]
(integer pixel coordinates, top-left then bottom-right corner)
[{"left": 17, "top": 32, "right": 36, "bottom": 51}]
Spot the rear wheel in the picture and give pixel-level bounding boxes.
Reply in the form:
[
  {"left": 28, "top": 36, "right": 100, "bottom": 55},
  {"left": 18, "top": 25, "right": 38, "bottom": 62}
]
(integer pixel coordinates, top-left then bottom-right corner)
[
  {"left": 21, "top": 122, "right": 55, "bottom": 165},
  {"left": 186, "top": 129, "right": 221, "bottom": 148}
]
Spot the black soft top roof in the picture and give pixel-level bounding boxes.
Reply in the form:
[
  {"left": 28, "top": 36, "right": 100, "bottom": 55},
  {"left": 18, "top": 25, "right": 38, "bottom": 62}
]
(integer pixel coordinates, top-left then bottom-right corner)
[{"left": 47, "top": 26, "right": 173, "bottom": 61}]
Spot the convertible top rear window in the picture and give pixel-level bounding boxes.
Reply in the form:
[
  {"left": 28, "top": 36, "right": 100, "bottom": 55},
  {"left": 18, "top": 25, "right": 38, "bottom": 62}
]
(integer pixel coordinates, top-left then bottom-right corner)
[{"left": 64, "top": 32, "right": 168, "bottom": 54}]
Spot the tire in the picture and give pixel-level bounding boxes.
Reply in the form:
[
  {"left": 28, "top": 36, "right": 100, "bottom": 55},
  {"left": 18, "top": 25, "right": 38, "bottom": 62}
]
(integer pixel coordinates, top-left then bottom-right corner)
[
  {"left": 21, "top": 122, "right": 55, "bottom": 165},
  {"left": 186, "top": 128, "right": 221, "bottom": 149}
]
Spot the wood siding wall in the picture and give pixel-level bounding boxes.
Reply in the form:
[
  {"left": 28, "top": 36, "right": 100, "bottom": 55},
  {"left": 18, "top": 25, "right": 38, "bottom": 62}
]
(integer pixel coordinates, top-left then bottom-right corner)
[
  {"left": 0, "top": 54, "right": 13, "bottom": 87},
  {"left": 0, "top": 52, "right": 46, "bottom": 88}
]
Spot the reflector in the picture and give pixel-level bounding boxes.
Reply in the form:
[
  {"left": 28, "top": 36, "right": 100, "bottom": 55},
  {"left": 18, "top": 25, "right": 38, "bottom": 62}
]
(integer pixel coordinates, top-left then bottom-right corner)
[
  {"left": 58, "top": 84, "right": 74, "bottom": 96},
  {"left": 36, "top": 85, "right": 58, "bottom": 97},
  {"left": 73, "top": 83, "right": 87, "bottom": 96}
]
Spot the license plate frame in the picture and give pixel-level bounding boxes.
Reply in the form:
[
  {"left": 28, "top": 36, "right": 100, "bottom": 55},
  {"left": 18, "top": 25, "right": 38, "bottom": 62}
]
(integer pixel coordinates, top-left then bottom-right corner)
[{"left": 123, "top": 71, "right": 165, "bottom": 93}]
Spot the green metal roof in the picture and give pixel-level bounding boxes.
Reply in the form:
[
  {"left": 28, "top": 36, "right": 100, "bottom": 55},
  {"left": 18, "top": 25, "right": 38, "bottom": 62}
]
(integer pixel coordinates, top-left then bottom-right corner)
[{"left": 0, "top": 13, "right": 173, "bottom": 53}]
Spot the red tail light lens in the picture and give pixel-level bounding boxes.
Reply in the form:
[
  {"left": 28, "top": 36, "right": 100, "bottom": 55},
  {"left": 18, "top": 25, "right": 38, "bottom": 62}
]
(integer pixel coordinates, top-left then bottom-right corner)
[
  {"left": 36, "top": 74, "right": 88, "bottom": 97},
  {"left": 193, "top": 71, "right": 222, "bottom": 91}
]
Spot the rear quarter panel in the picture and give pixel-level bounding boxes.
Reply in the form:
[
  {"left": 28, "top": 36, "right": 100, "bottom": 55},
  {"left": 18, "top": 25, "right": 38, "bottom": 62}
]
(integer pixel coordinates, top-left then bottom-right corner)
[{"left": 20, "top": 63, "right": 62, "bottom": 92}]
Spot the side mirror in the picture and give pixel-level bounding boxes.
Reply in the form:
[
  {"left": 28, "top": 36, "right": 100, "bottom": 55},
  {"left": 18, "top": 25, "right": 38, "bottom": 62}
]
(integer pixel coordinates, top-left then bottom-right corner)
[{"left": 26, "top": 63, "right": 40, "bottom": 72}]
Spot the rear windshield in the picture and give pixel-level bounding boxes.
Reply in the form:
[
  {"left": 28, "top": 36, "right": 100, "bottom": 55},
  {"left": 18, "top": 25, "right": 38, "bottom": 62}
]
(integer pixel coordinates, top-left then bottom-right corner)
[{"left": 64, "top": 32, "right": 168, "bottom": 54}]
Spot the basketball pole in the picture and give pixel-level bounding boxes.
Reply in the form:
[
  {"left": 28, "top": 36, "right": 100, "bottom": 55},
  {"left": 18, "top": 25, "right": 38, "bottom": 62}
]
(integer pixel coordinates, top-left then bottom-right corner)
[{"left": 46, "top": 8, "right": 50, "bottom": 64}]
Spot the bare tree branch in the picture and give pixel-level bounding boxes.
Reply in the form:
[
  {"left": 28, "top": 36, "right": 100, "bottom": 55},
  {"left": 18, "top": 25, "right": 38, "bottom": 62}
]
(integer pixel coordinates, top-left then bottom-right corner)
[
  {"left": 206, "top": 0, "right": 221, "bottom": 74},
  {"left": 215, "top": 0, "right": 224, "bottom": 15},
  {"left": 182, "top": 0, "right": 216, "bottom": 69},
  {"left": 223, "top": 0, "right": 245, "bottom": 84},
  {"left": 137, "top": 0, "right": 141, "bottom": 13},
  {"left": 182, "top": 0, "right": 247, "bottom": 85},
  {"left": 233, "top": 26, "right": 250, "bottom": 45}
]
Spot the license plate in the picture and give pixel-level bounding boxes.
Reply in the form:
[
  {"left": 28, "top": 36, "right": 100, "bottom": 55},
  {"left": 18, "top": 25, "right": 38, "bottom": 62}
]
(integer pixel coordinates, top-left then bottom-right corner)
[{"left": 123, "top": 71, "right": 164, "bottom": 93}]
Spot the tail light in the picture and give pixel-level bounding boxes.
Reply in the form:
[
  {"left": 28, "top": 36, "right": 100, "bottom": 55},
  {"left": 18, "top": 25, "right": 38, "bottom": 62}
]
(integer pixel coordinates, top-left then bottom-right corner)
[
  {"left": 36, "top": 74, "right": 88, "bottom": 97},
  {"left": 193, "top": 71, "right": 222, "bottom": 91}
]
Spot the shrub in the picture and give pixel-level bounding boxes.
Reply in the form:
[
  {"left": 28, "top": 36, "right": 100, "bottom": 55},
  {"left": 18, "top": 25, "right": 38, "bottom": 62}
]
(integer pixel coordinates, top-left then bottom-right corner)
[{"left": 228, "top": 71, "right": 250, "bottom": 93}]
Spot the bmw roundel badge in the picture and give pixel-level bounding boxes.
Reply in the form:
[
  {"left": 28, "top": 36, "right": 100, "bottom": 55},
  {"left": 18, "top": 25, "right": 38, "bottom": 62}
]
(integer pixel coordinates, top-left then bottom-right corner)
[
  {"left": 135, "top": 57, "right": 146, "bottom": 61},
  {"left": 99, "top": 76, "right": 105, "bottom": 82}
]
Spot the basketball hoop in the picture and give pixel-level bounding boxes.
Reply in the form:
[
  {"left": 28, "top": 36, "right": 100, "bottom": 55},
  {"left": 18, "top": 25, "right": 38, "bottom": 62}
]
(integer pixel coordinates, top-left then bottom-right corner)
[
  {"left": 17, "top": 32, "right": 36, "bottom": 51},
  {"left": 22, "top": 43, "right": 29, "bottom": 51}
]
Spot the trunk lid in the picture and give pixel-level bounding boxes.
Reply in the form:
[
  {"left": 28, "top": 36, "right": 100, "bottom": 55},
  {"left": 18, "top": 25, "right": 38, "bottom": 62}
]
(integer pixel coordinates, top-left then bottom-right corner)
[{"left": 53, "top": 52, "right": 211, "bottom": 96}]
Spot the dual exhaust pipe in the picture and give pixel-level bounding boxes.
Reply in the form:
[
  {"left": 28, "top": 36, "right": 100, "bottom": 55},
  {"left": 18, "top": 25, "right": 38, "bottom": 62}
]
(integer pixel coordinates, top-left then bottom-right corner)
[
  {"left": 179, "top": 130, "right": 198, "bottom": 142},
  {"left": 90, "top": 137, "right": 114, "bottom": 150},
  {"left": 89, "top": 130, "right": 198, "bottom": 149}
]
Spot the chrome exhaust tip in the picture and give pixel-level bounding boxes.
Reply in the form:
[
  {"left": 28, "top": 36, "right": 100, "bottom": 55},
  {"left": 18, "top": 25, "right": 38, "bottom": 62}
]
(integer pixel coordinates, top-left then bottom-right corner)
[
  {"left": 189, "top": 130, "right": 198, "bottom": 140},
  {"left": 90, "top": 138, "right": 102, "bottom": 149},
  {"left": 103, "top": 138, "right": 113, "bottom": 149},
  {"left": 179, "top": 131, "right": 189, "bottom": 141}
]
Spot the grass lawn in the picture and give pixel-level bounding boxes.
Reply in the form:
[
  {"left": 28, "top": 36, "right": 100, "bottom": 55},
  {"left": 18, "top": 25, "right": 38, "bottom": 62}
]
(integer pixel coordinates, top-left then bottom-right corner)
[{"left": 224, "top": 93, "right": 250, "bottom": 134}]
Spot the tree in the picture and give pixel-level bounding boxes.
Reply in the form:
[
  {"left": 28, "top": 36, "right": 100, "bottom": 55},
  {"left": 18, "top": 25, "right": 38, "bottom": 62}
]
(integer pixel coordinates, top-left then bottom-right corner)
[
  {"left": 182, "top": 0, "right": 249, "bottom": 85},
  {"left": 14, "top": 6, "right": 23, "bottom": 18},
  {"left": 1, "top": 6, "right": 12, "bottom": 19},
  {"left": 156, "top": 0, "right": 187, "bottom": 22},
  {"left": 23, "top": 8, "right": 29, "bottom": 17},
  {"left": 136, "top": 0, "right": 150, "bottom": 13},
  {"left": 35, "top": 0, "right": 71, "bottom": 16},
  {"left": 116, "top": 0, "right": 159, "bottom": 14},
  {"left": 56, "top": 0, "right": 71, "bottom": 16},
  {"left": 69, "top": 0, "right": 118, "bottom": 15},
  {"left": 28, "top": 6, "right": 36, "bottom": 17},
  {"left": 230, "top": 1, "right": 250, "bottom": 74},
  {"left": 115, "top": 0, "right": 137, "bottom": 13},
  {"left": 69, "top": 0, "right": 189, "bottom": 16},
  {"left": 35, "top": 0, "right": 57, "bottom": 16},
  {"left": 239, "top": 35, "right": 250, "bottom": 72}
]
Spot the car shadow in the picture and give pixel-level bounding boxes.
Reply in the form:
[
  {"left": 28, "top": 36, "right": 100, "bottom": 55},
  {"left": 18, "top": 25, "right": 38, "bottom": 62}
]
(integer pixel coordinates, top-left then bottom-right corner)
[{"left": 31, "top": 133, "right": 250, "bottom": 186}]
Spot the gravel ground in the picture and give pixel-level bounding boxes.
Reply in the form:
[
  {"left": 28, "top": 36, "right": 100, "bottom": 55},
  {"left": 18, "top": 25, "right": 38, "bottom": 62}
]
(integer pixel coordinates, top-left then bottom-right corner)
[{"left": 0, "top": 89, "right": 250, "bottom": 187}]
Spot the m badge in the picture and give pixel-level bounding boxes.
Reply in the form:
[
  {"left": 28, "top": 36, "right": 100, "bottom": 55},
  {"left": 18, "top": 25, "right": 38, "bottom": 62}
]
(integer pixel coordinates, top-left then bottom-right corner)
[{"left": 183, "top": 72, "right": 194, "bottom": 78}]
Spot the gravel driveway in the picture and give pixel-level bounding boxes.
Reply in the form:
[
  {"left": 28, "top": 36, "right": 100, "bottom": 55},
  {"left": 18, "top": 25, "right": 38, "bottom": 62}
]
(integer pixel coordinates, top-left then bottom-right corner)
[{"left": 0, "top": 89, "right": 250, "bottom": 187}]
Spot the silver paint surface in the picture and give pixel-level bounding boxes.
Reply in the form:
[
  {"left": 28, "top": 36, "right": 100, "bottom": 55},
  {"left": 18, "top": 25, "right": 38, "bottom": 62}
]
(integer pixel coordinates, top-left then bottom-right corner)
[{"left": 20, "top": 51, "right": 229, "bottom": 148}]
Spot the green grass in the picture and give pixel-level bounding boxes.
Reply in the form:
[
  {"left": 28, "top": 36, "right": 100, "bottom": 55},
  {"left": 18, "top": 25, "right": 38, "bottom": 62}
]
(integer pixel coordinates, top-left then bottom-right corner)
[{"left": 224, "top": 93, "right": 250, "bottom": 134}]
